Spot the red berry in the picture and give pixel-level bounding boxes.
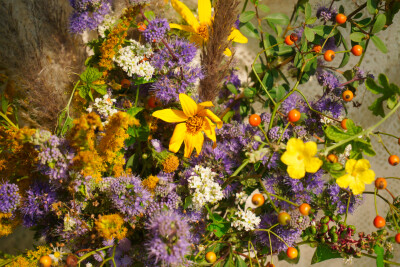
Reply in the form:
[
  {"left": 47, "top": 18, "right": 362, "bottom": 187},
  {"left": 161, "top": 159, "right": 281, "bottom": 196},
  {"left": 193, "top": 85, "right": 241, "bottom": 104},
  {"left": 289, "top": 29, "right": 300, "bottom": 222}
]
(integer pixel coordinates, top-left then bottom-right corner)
[
  {"left": 299, "top": 203, "right": 311, "bottom": 216},
  {"left": 324, "top": 50, "right": 335, "bottom": 62},
  {"left": 336, "top": 14, "right": 347, "bottom": 24},
  {"left": 373, "top": 215, "right": 386, "bottom": 228},
  {"left": 290, "top": 33, "right": 299, "bottom": 42},
  {"left": 285, "top": 35, "right": 294, "bottom": 46},
  {"left": 249, "top": 114, "right": 261, "bottom": 127},
  {"left": 313, "top": 45, "right": 322, "bottom": 53},
  {"left": 375, "top": 178, "right": 387, "bottom": 190},
  {"left": 278, "top": 212, "right": 291, "bottom": 226},
  {"left": 389, "top": 155, "right": 400, "bottom": 166},
  {"left": 121, "top": 79, "right": 131, "bottom": 89},
  {"left": 138, "top": 22, "right": 147, "bottom": 32},
  {"left": 351, "top": 45, "right": 363, "bottom": 56},
  {"left": 342, "top": 90, "right": 354, "bottom": 102},
  {"left": 288, "top": 109, "right": 301, "bottom": 123},
  {"left": 341, "top": 119, "right": 348, "bottom": 130},
  {"left": 205, "top": 252, "right": 217, "bottom": 263},
  {"left": 148, "top": 96, "right": 157, "bottom": 108},
  {"left": 252, "top": 193, "right": 265, "bottom": 207},
  {"left": 327, "top": 154, "right": 338, "bottom": 163},
  {"left": 395, "top": 233, "right": 400, "bottom": 244},
  {"left": 286, "top": 247, "right": 298, "bottom": 259}
]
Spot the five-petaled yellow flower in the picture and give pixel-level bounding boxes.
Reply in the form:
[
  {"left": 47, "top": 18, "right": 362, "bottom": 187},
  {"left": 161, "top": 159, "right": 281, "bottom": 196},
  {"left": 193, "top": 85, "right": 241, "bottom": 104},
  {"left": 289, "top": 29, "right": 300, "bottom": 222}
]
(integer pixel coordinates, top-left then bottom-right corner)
[
  {"left": 169, "top": 0, "right": 248, "bottom": 56},
  {"left": 336, "top": 159, "right": 375, "bottom": 195},
  {"left": 152, "top": 94, "right": 222, "bottom": 158},
  {"left": 281, "top": 138, "right": 323, "bottom": 179}
]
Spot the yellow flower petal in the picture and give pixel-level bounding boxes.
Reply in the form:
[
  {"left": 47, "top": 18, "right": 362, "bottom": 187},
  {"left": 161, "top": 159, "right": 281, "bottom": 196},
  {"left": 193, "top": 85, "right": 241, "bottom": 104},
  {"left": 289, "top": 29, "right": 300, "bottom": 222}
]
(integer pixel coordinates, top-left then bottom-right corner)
[
  {"left": 183, "top": 134, "right": 195, "bottom": 158},
  {"left": 304, "top": 141, "right": 318, "bottom": 157},
  {"left": 169, "top": 123, "right": 187, "bottom": 153},
  {"left": 336, "top": 174, "right": 353, "bottom": 189},
  {"left": 169, "top": 23, "right": 196, "bottom": 33},
  {"left": 190, "top": 34, "right": 204, "bottom": 47},
  {"left": 287, "top": 164, "right": 306, "bottom": 179},
  {"left": 193, "top": 132, "right": 204, "bottom": 156},
  {"left": 228, "top": 28, "right": 248, "bottom": 43},
  {"left": 305, "top": 157, "right": 323, "bottom": 173},
  {"left": 198, "top": 0, "right": 212, "bottom": 25},
  {"left": 281, "top": 151, "right": 301, "bottom": 166},
  {"left": 351, "top": 179, "right": 366, "bottom": 195},
  {"left": 203, "top": 117, "right": 217, "bottom": 147},
  {"left": 179, "top": 94, "right": 198, "bottom": 117},
  {"left": 198, "top": 101, "right": 214, "bottom": 107},
  {"left": 354, "top": 159, "right": 371, "bottom": 173},
  {"left": 171, "top": 0, "right": 200, "bottom": 29},
  {"left": 152, "top": 109, "right": 188, "bottom": 123},
  {"left": 360, "top": 169, "right": 375, "bottom": 184},
  {"left": 224, "top": 48, "right": 232, "bottom": 56},
  {"left": 286, "top": 138, "right": 305, "bottom": 153},
  {"left": 345, "top": 159, "right": 357, "bottom": 174},
  {"left": 197, "top": 109, "right": 223, "bottom": 129}
]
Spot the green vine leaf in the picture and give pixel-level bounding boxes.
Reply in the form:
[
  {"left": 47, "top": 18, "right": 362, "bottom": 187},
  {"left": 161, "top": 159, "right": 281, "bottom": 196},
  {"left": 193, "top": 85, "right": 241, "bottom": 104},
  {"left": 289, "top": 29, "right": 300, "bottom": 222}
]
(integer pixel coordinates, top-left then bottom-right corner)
[
  {"left": 365, "top": 74, "right": 399, "bottom": 117},
  {"left": 78, "top": 67, "right": 107, "bottom": 101},
  {"left": 373, "top": 245, "right": 384, "bottom": 267},
  {"left": 311, "top": 244, "right": 342, "bottom": 264}
]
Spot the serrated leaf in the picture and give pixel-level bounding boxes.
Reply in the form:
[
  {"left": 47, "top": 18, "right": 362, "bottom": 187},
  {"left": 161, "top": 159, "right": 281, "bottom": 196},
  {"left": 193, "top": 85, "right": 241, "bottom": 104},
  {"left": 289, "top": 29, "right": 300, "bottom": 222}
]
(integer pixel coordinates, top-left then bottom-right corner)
[
  {"left": 345, "top": 119, "right": 362, "bottom": 135},
  {"left": 339, "top": 31, "right": 350, "bottom": 68},
  {"left": 325, "top": 126, "right": 351, "bottom": 142},
  {"left": 371, "top": 35, "right": 387, "bottom": 53},
  {"left": 365, "top": 78, "right": 384, "bottom": 94},
  {"left": 80, "top": 67, "right": 102, "bottom": 83},
  {"left": 373, "top": 245, "right": 384, "bottom": 267},
  {"left": 265, "top": 13, "right": 289, "bottom": 25},
  {"left": 259, "top": 4, "right": 270, "bottom": 14},
  {"left": 311, "top": 244, "right": 342, "bottom": 264},
  {"left": 304, "top": 27, "right": 315, "bottom": 42},
  {"left": 91, "top": 84, "right": 107, "bottom": 95},
  {"left": 239, "top": 11, "right": 256, "bottom": 23},
  {"left": 372, "top": 14, "right": 386, "bottom": 34},
  {"left": 387, "top": 95, "right": 397, "bottom": 109},
  {"left": 183, "top": 196, "right": 193, "bottom": 209},
  {"left": 369, "top": 98, "right": 385, "bottom": 117},
  {"left": 378, "top": 73, "right": 390, "bottom": 88},
  {"left": 313, "top": 25, "right": 336, "bottom": 38},
  {"left": 349, "top": 32, "right": 365, "bottom": 42}
]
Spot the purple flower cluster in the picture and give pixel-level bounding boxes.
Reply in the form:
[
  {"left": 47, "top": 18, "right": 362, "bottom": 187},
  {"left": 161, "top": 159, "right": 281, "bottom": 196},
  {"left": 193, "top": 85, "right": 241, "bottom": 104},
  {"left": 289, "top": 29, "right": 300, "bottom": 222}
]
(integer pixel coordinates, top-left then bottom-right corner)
[
  {"left": 268, "top": 126, "right": 290, "bottom": 141},
  {"left": 326, "top": 184, "right": 363, "bottom": 214},
  {"left": 0, "top": 182, "right": 20, "bottom": 214},
  {"left": 143, "top": 18, "right": 170, "bottom": 43},
  {"left": 108, "top": 175, "right": 152, "bottom": 219},
  {"left": 263, "top": 170, "right": 326, "bottom": 210},
  {"left": 316, "top": 5, "right": 337, "bottom": 23},
  {"left": 256, "top": 213, "right": 302, "bottom": 252},
  {"left": 145, "top": 210, "right": 191, "bottom": 266},
  {"left": 147, "top": 173, "right": 181, "bottom": 214},
  {"left": 316, "top": 69, "right": 342, "bottom": 92},
  {"left": 151, "top": 39, "right": 197, "bottom": 71},
  {"left": 281, "top": 93, "right": 308, "bottom": 114},
  {"left": 20, "top": 182, "right": 57, "bottom": 227},
  {"left": 37, "top": 135, "right": 74, "bottom": 185},
  {"left": 69, "top": 0, "right": 112, "bottom": 33}
]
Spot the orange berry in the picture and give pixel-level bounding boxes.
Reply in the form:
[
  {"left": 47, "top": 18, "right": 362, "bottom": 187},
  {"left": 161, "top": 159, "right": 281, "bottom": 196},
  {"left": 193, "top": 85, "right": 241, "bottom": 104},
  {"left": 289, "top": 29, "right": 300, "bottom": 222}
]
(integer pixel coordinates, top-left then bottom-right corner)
[
  {"left": 395, "top": 233, "right": 400, "bottom": 244},
  {"left": 313, "top": 45, "right": 322, "bottom": 53},
  {"left": 138, "top": 22, "right": 147, "bottom": 32},
  {"left": 148, "top": 96, "right": 157, "bottom": 108},
  {"left": 39, "top": 255, "right": 52, "bottom": 267},
  {"left": 205, "top": 251, "right": 217, "bottom": 263},
  {"left": 299, "top": 203, "right": 311, "bottom": 216},
  {"left": 285, "top": 35, "right": 294, "bottom": 46},
  {"left": 266, "top": 263, "right": 275, "bottom": 267},
  {"left": 375, "top": 178, "right": 387, "bottom": 190},
  {"left": 278, "top": 212, "right": 291, "bottom": 226},
  {"left": 121, "top": 79, "right": 131, "bottom": 89},
  {"left": 336, "top": 13, "right": 347, "bottom": 24},
  {"left": 341, "top": 119, "right": 348, "bottom": 130},
  {"left": 249, "top": 114, "right": 261, "bottom": 127},
  {"left": 351, "top": 45, "right": 363, "bottom": 56},
  {"left": 288, "top": 109, "right": 301, "bottom": 123},
  {"left": 389, "top": 155, "right": 400, "bottom": 166},
  {"left": 324, "top": 50, "right": 335, "bottom": 62},
  {"left": 327, "top": 154, "right": 338, "bottom": 163},
  {"left": 286, "top": 247, "right": 298, "bottom": 259},
  {"left": 373, "top": 215, "right": 386, "bottom": 228},
  {"left": 252, "top": 193, "right": 265, "bottom": 207},
  {"left": 342, "top": 90, "right": 354, "bottom": 102},
  {"left": 290, "top": 33, "right": 299, "bottom": 42}
]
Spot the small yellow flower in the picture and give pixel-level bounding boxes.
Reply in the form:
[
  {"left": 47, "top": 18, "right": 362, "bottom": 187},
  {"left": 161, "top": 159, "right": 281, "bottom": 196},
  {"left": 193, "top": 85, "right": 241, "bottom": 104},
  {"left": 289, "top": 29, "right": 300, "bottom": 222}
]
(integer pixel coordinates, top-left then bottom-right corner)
[
  {"left": 281, "top": 138, "right": 323, "bottom": 179},
  {"left": 162, "top": 154, "right": 180, "bottom": 173},
  {"left": 336, "top": 159, "right": 375, "bottom": 195},
  {"left": 170, "top": 0, "right": 248, "bottom": 56},
  {"left": 142, "top": 175, "right": 159, "bottom": 193},
  {"left": 152, "top": 94, "right": 222, "bottom": 158}
]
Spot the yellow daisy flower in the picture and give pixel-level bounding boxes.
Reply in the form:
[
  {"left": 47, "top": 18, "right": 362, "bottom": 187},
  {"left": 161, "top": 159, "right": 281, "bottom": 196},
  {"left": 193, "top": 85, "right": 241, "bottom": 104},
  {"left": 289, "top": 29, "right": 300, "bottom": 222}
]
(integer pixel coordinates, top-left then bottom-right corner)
[
  {"left": 152, "top": 94, "right": 222, "bottom": 158},
  {"left": 281, "top": 138, "right": 323, "bottom": 179},
  {"left": 169, "top": 0, "right": 248, "bottom": 56},
  {"left": 336, "top": 159, "right": 375, "bottom": 195}
]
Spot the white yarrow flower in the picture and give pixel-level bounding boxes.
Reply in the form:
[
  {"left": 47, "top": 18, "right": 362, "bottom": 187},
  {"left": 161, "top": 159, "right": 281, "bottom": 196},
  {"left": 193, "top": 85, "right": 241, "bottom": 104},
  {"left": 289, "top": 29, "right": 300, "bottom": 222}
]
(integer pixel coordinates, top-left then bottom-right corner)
[
  {"left": 98, "top": 14, "right": 118, "bottom": 38},
  {"left": 231, "top": 208, "right": 261, "bottom": 231}
]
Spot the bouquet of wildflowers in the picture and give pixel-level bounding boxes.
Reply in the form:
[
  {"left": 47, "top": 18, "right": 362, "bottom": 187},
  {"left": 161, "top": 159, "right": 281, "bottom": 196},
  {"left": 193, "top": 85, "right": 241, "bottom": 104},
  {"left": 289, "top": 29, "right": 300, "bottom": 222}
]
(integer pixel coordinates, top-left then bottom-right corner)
[{"left": 1, "top": 0, "right": 400, "bottom": 266}]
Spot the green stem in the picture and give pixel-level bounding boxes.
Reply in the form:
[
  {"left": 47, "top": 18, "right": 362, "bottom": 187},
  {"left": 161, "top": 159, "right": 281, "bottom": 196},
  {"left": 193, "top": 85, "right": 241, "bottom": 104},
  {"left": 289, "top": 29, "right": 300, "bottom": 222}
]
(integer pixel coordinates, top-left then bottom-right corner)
[
  {"left": 0, "top": 111, "right": 17, "bottom": 128},
  {"left": 361, "top": 252, "right": 400, "bottom": 266},
  {"left": 277, "top": 122, "right": 290, "bottom": 144},
  {"left": 374, "top": 131, "right": 399, "bottom": 139},
  {"left": 322, "top": 101, "right": 400, "bottom": 155},
  {"left": 374, "top": 188, "right": 379, "bottom": 215},
  {"left": 77, "top": 245, "right": 113, "bottom": 263},
  {"left": 134, "top": 85, "right": 140, "bottom": 107},
  {"left": 344, "top": 192, "right": 351, "bottom": 224},
  {"left": 258, "top": 177, "right": 279, "bottom": 213}
]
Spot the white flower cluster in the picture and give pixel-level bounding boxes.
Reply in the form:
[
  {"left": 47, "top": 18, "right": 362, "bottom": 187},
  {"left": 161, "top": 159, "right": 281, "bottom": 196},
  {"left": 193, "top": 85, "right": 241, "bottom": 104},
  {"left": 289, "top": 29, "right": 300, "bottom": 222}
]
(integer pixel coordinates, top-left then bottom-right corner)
[
  {"left": 338, "top": 144, "right": 352, "bottom": 164},
  {"left": 114, "top": 40, "right": 154, "bottom": 80},
  {"left": 188, "top": 165, "right": 224, "bottom": 210},
  {"left": 231, "top": 209, "right": 261, "bottom": 231},
  {"left": 98, "top": 14, "right": 117, "bottom": 38},
  {"left": 245, "top": 147, "right": 271, "bottom": 163},
  {"left": 86, "top": 94, "right": 117, "bottom": 122},
  {"left": 235, "top": 191, "right": 248, "bottom": 205}
]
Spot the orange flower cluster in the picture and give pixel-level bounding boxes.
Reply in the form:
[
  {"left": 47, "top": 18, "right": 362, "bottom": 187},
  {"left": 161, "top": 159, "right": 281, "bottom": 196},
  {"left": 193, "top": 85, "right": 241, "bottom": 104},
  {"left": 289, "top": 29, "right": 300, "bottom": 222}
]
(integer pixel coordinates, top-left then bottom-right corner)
[
  {"left": 99, "top": 7, "right": 139, "bottom": 74},
  {"left": 99, "top": 111, "right": 139, "bottom": 177},
  {"left": 95, "top": 214, "right": 128, "bottom": 241},
  {"left": 0, "top": 212, "right": 20, "bottom": 237},
  {"left": 0, "top": 126, "right": 37, "bottom": 180}
]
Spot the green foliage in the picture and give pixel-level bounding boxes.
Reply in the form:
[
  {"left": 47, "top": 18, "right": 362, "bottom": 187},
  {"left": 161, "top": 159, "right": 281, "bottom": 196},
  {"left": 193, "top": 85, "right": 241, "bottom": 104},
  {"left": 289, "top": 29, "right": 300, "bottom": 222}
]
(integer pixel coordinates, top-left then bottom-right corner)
[
  {"left": 371, "top": 35, "right": 387, "bottom": 53},
  {"left": 311, "top": 244, "right": 342, "bottom": 264},
  {"left": 365, "top": 74, "right": 400, "bottom": 117},
  {"left": 78, "top": 67, "right": 107, "bottom": 101},
  {"left": 278, "top": 247, "right": 300, "bottom": 264},
  {"left": 374, "top": 245, "right": 384, "bottom": 267}
]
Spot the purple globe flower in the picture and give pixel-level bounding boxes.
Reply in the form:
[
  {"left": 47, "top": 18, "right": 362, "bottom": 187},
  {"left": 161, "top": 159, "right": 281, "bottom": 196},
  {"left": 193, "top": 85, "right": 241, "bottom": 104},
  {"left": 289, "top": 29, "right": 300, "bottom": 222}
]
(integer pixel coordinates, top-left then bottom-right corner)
[
  {"left": 0, "top": 182, "right": 21, "bottom": 214},
  {"left": 143, "top": 18, "right": 170, "bottom": 43},
  {"left": 69, "top": 0, "right": 112, "bottom": 33}
]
